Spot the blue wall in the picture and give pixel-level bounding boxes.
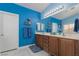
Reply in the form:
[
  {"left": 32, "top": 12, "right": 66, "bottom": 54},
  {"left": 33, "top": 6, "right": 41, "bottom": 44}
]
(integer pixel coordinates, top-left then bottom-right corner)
[{"left": 0, "top": 3, "right": 41, "bottom": 47}]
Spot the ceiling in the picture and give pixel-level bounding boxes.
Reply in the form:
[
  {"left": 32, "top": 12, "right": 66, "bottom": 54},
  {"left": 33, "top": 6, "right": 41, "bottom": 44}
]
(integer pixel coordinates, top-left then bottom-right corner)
[
  {"left": 17, "top": 3, "right": 49, "bottom": 12},
  {"left": 17, "top": 3, "right": 79, "bottom": 19}
]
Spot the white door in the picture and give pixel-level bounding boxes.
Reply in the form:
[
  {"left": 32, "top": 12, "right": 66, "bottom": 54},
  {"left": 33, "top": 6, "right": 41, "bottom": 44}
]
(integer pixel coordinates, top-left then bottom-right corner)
[
  {"left": 0, "top": 12, "right": 3, "bottom": 52},
  {"left": 0, "top": 11, "right": 19, "bottom": 52}
]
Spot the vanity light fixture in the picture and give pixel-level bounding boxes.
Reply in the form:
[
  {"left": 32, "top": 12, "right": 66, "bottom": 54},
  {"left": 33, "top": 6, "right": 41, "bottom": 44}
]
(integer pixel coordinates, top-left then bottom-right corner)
[{"left": 44, "top": 5, "right": 64, "bottom": 19}]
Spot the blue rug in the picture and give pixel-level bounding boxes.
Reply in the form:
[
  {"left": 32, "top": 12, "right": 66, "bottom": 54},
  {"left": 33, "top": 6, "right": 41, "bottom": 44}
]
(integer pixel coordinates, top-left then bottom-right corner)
[{"left": 29, "top": 45, "right": 42, "bottom": 53}]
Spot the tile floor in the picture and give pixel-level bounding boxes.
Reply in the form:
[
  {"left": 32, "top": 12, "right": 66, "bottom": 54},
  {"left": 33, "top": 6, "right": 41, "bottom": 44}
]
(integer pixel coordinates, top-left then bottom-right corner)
[{"left": 0, "top": 44, "right": 49, "bottom": 56}]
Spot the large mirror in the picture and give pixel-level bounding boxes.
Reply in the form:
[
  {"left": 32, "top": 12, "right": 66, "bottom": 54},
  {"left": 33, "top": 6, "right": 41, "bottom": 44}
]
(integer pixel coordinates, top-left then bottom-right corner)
[{"left": 36, "top": 22, "right": 45, "bottom": 32}]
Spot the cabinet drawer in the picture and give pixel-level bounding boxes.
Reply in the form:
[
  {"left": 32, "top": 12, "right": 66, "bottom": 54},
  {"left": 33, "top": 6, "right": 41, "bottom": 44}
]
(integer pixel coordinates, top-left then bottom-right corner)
[
  {"left": 43, "top": 43, "right": 49, "bottom": 47},
  {"left": 36, "top": 35, "right": 43, "bottom": 38},
  {"left": 43, "top": 39, "right": 49, "bottom": 44},
  {"left": 43, "top": 35, "right": 49, "bottom": 39}
]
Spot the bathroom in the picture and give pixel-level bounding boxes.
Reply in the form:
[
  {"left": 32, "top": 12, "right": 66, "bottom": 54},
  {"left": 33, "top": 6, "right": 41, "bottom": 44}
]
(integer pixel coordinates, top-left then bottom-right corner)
[{"left": 0, "top": 3, "right": 79, "bottom": 56}]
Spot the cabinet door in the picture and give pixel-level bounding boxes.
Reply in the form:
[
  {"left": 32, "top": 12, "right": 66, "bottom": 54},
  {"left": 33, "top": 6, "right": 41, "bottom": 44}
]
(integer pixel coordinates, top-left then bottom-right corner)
[
  {"left": 42, "top": 35, "right": 49, "bottom": 53},
  {"left": 49, "top": 37, "right": 58, "bottom": 56},
  {"left": 75, "top": 40, "right": 79, "bottom": 56},
  {"left": 59, "top": 38, "right": 75, "bottom": 56},
  {"left": 36, "top": 34, "right": 43, "bottom": 48}
]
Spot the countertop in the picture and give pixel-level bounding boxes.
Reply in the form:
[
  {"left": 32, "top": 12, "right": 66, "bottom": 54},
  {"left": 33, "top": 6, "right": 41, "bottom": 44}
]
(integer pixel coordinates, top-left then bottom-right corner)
[{"left": 35, "top": 32, "right": 79, "bottom": 40}]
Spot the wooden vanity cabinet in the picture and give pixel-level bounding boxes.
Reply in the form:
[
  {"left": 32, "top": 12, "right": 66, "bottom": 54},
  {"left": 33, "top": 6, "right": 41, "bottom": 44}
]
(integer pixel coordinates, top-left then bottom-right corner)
[
  {"left": 59, "top": 38, "right": 75, "bottom": 56},
  {"left": 42, "top": 35, "right": 49, "bottom": 53},
  {"left": 35, "top": 34, "right": 43, "bottom": 49},
  {"left": 36, "top": 34, "right": 79, "bottom": 56},
  {"left": 49, "top": 36, "right": 59, "bottom": 56}
]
